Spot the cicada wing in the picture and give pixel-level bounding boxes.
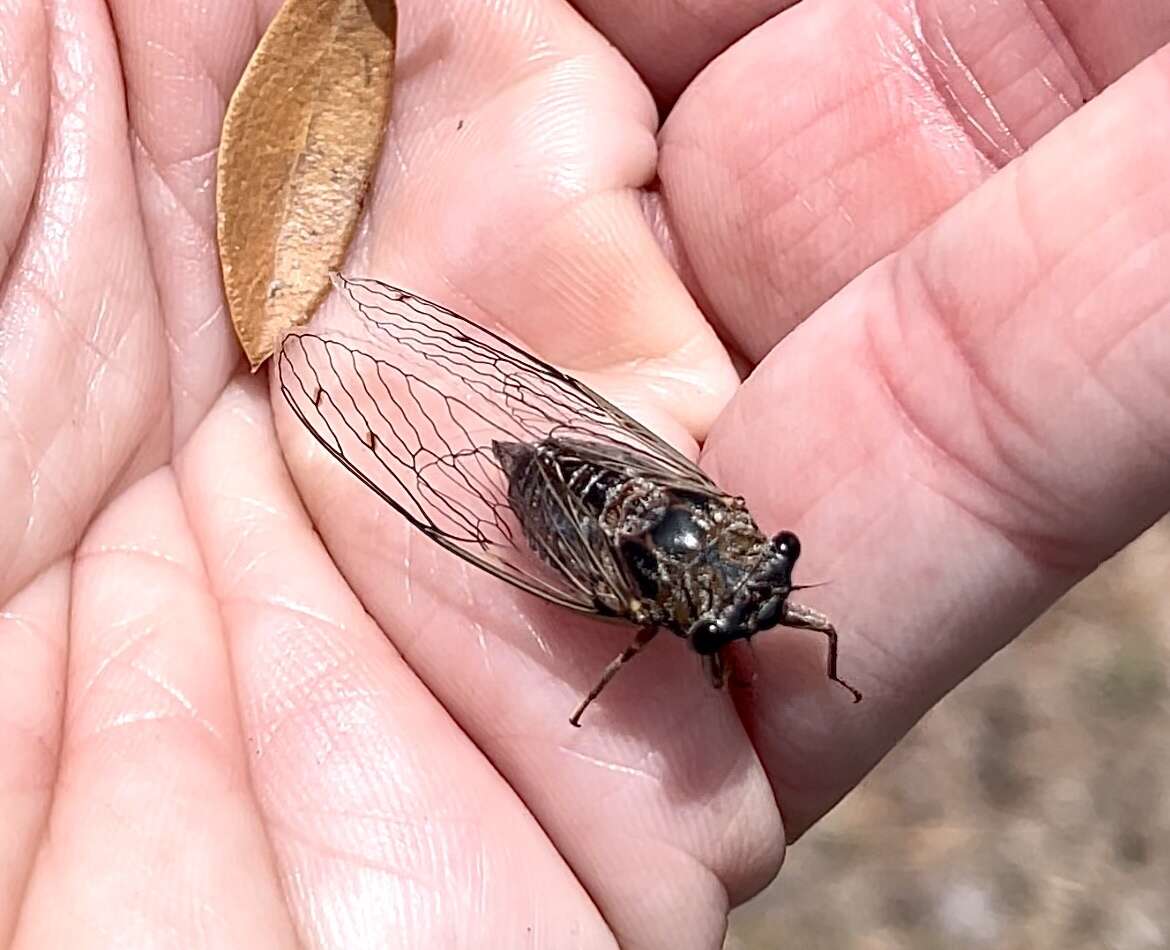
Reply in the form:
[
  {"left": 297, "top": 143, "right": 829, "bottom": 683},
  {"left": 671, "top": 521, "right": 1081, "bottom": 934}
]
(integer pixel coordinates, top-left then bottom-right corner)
[
  {"left": 278, "top": 329, "right": 597, "bottom": 612},
  {"left": 334, "top": 276, "right": 722, "bottom": 491},
  {"left": 277, "top": 275, "right": 719, "bottom": 613}
]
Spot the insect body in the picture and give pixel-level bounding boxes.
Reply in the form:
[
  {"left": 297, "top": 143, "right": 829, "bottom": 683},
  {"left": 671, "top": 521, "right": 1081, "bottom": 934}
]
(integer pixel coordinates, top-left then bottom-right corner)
[{"left": 279, "top": 275, "right": 861, "bottom": 725}]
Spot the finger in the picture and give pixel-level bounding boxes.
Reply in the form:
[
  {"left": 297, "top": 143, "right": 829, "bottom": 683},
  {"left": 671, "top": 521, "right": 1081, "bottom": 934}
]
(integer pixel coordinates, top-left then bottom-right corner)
[
  {"left": 0, "top": 562, "right": 68, "bottom": 945},
  {"left": 701, "top": 45, "right": 1170, "bottom": 837},
  {"left": 13, "top": 470, "right": 296, "bottom": 946},
  {"left": 1048, "top": 0, "right": 1170, "bottom": 84},
  {"left": 578, "top": 0, "right": 1170, "bottom": 109},
  {"left": 188, "top": 378, "right": 615, "bottom": 948},
  {"left": 105, "top": 0, "right": 282, "bottom": 441},
  {"left": 349, "top": 0, "right": 738, "bottom": 442},
  {"left": 0, "top": 0, "right": 169, "bottom": 605},
  {"left": 658, "top": 0, "right": 1170, "bottom": 362},
  {"left": 0, "top": 0, "right": 47, "bottom": 276},
  {"left": 568, "top": 0, "right": 794, "bottom": 105}
]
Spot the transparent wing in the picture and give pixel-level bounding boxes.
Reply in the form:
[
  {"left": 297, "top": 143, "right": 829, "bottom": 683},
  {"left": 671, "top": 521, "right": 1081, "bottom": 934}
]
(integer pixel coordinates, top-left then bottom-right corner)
[{"left": 277, "top": 274, "right": 721, "bottom": 612}]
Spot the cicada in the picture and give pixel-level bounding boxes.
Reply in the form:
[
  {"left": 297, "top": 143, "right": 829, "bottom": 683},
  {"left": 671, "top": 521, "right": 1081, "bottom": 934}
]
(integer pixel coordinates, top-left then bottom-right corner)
[{"left": 278, "top": 275, "right": 861, "bottom": 725}]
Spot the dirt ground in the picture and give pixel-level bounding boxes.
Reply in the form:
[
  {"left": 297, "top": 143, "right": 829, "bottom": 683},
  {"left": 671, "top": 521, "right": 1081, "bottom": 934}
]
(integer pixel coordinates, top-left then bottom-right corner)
[{"left": 727, "top": 517, "right": 1170, "bottom": 950}]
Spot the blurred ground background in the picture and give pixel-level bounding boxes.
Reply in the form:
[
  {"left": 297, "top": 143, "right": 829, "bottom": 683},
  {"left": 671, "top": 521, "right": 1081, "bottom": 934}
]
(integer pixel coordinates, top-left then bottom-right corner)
[{"left": 727, "top": 517, "right": 1170, "bottom": 950}]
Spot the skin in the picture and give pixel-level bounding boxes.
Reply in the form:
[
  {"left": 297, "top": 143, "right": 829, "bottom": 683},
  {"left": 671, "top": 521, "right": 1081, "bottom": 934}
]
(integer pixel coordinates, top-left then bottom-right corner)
[{"left": 1, "top": 0, "right": 1168, "bottom": 947}]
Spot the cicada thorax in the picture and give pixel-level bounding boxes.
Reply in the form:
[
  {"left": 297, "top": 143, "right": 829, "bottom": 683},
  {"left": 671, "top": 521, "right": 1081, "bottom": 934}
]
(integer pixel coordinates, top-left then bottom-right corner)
[
  {"left": 609, "top": 489, "right": 773, "bottom": 635},
  {"left": 492, "top": 435, "right": 773, "bottom": 633}
]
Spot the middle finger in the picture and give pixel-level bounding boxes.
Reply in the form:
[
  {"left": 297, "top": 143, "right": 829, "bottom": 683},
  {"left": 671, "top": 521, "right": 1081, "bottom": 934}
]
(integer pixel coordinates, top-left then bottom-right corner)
[{"left": 658, "top": 0, "right": 1170, "bottom": 363}]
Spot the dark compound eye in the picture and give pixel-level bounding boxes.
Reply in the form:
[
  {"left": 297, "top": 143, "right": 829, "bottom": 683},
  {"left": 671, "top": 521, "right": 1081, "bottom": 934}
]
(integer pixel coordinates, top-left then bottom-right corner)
[
  {"left": 688, "top": 618, "right": 724, "bottom": 655},
  {"left": 772, "top": 530, "right": 801, "bottom": 561}
]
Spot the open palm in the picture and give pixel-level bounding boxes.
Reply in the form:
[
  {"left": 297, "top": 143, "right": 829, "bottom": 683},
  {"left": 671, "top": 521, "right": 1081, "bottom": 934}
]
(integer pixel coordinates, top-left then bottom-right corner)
[{"left": 3, "top": 1, "right": 1168, "bottom": 947}]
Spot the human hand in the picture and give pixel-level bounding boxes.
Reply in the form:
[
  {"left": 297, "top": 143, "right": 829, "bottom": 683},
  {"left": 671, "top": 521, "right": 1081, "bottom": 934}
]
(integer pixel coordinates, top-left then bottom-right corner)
[{"left": 2, "top": 2, "right": 1168, "bottom": 948}]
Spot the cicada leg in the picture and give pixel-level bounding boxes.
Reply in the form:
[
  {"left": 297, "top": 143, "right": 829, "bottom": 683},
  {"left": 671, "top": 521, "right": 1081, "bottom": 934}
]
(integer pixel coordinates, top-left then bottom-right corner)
[
  {"left": 569, "top": 625, "right": 659, "bottom": 727},
  {"left": 704, "top": 650, "right": 727, "bottom": 689},
  {"left": 781, "top": 601, "right": 863, "bottom": 703},
  {"left": 717, "top": 643, "right": 757, "bottom": 691}
]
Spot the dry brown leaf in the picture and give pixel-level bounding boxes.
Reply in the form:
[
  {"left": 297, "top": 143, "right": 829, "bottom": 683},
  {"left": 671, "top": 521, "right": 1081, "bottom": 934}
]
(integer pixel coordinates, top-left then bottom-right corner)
[{"left": 217, "top": 0, "right": 396, "bottom": 369}]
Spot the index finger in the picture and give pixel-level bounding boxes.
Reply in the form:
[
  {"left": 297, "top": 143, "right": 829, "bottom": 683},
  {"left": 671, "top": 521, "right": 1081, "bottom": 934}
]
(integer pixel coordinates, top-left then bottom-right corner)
[{"left": 702, "top": 47, "right": 1170, "bottom": 837}]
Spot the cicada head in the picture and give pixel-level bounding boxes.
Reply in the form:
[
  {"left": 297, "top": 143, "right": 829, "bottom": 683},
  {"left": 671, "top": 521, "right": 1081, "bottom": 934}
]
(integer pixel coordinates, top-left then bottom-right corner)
[{"left": 687, "top": 530, "right": 802, "bottom": 654}]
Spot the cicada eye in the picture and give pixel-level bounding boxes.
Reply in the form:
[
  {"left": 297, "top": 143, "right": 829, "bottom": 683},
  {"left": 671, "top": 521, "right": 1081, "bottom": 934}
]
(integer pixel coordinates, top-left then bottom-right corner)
[
  {"left": 688, "top": 618, "right": 723, "bottom": 655},
  {"left": 772, "top": 530, "right": 800, "bottom": 561}
]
